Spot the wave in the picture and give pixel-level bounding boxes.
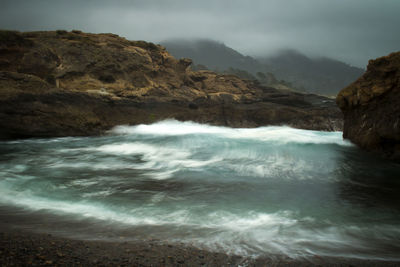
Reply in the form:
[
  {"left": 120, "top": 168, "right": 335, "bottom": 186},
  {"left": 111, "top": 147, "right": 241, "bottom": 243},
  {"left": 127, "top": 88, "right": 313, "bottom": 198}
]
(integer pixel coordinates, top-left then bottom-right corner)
[
  {"left": 54, "top": 142, "right": 222, "bottom": 179},
  {"left": 110, "top": 120, "right": 352, "bottom": 146},
  {"left": 50, "top": 139, "right": 338, "bottom": 181},
  {"left": 0, "top": 183, "right": 297, "bottom": 231},
  {"left": 4, "top": 120, "right": 352, "bottom": 181},
  {"left": 0, "top": 186, "right": 398, "bottom": 260},
  {"left": 1, "top": 120, "right": 399, "bottom": 261}
]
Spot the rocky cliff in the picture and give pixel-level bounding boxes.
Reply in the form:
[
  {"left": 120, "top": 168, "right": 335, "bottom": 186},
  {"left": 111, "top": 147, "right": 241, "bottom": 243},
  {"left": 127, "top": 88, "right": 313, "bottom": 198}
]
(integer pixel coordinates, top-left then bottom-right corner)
[
  {"left": 0, "top": 30, "right": 342, "bottom": 139},
  {"left": 337, "top": 52, "right": 400, "bottom": 161}
]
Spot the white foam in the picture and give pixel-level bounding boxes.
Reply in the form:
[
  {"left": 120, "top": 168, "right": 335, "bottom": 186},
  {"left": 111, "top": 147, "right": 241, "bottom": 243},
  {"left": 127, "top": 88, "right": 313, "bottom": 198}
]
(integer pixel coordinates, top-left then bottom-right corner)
[
  {"left": 70, "top": 179, "right": 101, "bottom": 187},
  {"left": 3, "top": 120, "right": 397, "bottom": 260},
  {"left": 110, "top": 120, "right": 352, "bottom": 146},
  {"left": 47, "top": 141, "right": 336, "bottom": 181},
  {"left": 82, "top": 190, "right": 115, "bottom": 198},
  {"left": 204, "top": 210, "right": 297, "bottom": 230},
  {"left": 0, "top": 182, "right": 398, "bottom": 260},
  {"left": 0, "top": 185, "right": 186, "bottom": 226},
  {"left": 0, "top": 184, "right": 294, "bottom": 232},
  {"left": 47, "top": 161, "right": 134, "bottom": 170},
  {"left": 224, "top": 156, "right": 316, "bottom": 180},
  {"left": 40, "top": 120, "right": 351, "bottom": 182},
  {"left": 111, "top": 120, "right": 227, "bottom": 136},
  {"left": 63, "top": 142, "right": 223, "bottom": 179}
]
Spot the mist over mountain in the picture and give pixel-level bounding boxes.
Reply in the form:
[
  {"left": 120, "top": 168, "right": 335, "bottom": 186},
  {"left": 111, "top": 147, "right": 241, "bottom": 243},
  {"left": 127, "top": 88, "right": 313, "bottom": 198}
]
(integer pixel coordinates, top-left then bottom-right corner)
[
  {"left": 161, "top": 39, "right": 263, "bottom": 73},
  {"left": 162, "top": 39, "right": 365, "bottom": 96},
  {"left": 259, "top": 50, "right": 365, "bottom": 95}
]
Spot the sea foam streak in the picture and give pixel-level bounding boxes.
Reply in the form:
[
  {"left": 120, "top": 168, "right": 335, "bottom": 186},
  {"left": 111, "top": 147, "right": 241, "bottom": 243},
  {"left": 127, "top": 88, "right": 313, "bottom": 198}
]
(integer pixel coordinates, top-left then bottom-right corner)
[
  {"left": 1, "top": 184, "right": 396, "bottom": 259},
  {"left": 0, "top": 120, "right": 399, "bottom": 260},
  {"left": 111, "top": 119, "right": 352, "bottom": 146}
]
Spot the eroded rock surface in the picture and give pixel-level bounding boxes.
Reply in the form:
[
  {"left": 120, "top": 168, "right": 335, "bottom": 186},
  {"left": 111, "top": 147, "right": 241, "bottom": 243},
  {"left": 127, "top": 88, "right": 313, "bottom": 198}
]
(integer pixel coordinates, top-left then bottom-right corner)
[
  {"left": 0, "top": 30, "right": 342, "bottom": 139},
  {"left": 337, "top": 52, "right": 400, "bottom": 161}
]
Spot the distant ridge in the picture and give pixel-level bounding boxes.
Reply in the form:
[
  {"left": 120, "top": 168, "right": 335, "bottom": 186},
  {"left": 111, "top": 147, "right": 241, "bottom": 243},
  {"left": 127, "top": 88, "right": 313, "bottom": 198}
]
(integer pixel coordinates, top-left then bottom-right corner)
[
  {"left": 260, "top": 49, "right": 365, "bottom": 96},
  {"left": 162, "top": 39, "right": 364, "bottom": 96},
  {"left": 161, "top": 39, "right": 263, "bottom": 73}
]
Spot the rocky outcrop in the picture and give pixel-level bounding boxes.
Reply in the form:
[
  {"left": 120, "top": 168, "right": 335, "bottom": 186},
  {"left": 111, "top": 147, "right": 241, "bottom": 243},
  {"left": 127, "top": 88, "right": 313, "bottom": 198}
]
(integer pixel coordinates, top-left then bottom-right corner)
[
  {"left": 337, "top": 52, "right": 400, "bottom": 161},
  {"left": 0, "top": 30, "right": 342, "bottom": 139}
]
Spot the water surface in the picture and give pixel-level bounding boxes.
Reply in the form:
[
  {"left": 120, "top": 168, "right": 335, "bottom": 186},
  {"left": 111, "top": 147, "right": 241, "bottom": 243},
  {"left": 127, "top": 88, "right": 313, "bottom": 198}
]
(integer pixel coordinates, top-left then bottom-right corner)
[{"left": 0, "top": 120, "right": 399, "bottom": 260}]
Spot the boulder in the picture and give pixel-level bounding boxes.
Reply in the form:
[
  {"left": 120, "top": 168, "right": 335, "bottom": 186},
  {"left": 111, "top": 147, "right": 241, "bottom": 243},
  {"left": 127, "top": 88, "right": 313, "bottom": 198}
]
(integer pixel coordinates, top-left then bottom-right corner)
[{"left": 337, "top": 52, "right": 400, "bottom": 161}]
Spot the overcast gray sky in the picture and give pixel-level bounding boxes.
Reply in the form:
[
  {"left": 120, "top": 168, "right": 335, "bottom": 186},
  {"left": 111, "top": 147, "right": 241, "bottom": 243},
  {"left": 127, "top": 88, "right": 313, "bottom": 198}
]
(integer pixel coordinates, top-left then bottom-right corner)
[{"left": 1, "top": 0, "right": 399, "bottom": 67}]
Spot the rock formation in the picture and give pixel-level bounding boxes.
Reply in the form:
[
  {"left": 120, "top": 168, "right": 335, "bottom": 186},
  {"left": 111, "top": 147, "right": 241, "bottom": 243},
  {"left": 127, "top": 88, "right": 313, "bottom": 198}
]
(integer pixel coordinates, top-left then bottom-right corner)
[
  {"left": 337, "top": 52, "right": 400, "bottom": 161},
  {"left": 0, "top": 30, "right": 342, "bottom": 139}
]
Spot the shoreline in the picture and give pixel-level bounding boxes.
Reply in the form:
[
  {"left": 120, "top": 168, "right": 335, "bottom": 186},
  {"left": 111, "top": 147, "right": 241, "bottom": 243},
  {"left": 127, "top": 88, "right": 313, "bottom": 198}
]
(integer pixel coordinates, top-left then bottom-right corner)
[{"left": 0, "top": 228, "right": 398, "bottom": 266}]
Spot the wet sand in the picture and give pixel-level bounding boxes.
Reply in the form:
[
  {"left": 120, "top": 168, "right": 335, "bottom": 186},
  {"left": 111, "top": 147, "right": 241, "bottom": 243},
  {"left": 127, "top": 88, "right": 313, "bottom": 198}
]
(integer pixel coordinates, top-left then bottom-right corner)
[{"left": 0, "top": 228, "right": 398, "bottom": 266}]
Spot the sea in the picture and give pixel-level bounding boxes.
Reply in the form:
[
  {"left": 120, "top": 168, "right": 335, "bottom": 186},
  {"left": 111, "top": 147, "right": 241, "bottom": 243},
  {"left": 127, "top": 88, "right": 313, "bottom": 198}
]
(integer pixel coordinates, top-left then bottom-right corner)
[{"left": 0, "top": 120, "right": 399, "bottom": 260}]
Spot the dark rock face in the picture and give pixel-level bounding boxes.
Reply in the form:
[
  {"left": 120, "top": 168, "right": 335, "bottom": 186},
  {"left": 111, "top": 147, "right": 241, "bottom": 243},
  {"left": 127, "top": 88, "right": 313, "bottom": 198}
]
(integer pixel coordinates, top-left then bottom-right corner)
[
  {"left": 337, "top": 52, "right": 400, "bottom": 161},
  {"left": 0, "top": 30, "right": 342, "bottom": 139}
]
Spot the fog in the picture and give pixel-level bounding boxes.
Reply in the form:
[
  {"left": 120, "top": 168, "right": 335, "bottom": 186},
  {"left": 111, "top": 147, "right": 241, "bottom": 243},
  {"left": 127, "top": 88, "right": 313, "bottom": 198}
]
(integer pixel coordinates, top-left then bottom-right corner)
[{"left": 1, "top": 0, "right": 399, "bottom": 67}]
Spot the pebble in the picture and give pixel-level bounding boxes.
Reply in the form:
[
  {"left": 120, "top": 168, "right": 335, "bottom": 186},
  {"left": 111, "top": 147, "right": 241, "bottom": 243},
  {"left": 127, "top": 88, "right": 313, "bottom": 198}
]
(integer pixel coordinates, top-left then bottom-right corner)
[{"left": 0, "top": 230, "right": 398, "bottom": 267}]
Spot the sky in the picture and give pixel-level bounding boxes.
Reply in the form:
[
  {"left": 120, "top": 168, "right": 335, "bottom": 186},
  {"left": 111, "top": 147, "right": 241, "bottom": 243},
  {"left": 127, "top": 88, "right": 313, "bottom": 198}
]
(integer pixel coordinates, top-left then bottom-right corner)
[{"left": 0, "top": 0, "right": 399, "bottom": 67}]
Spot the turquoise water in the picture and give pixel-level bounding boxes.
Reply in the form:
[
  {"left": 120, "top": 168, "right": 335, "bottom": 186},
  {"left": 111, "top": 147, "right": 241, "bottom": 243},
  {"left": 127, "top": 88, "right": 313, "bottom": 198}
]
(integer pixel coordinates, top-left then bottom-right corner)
[{"left": 0, "top": 120, "right": 399, "bottom": 260}]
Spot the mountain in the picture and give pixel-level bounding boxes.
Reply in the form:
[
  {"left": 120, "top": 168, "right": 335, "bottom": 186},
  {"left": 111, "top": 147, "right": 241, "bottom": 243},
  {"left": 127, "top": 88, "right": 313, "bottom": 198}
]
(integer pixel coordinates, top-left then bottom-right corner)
[
  {"left": 161, "top": 39, "right": 263, "bottom": 73},
  {"left": 162, "top": 39, "right": 365, "bottom": 96},
  {"left": 161, "top": 39, "right": 298, "bottom": 92},
  {"left": 259, "top": 50, "right": 365, "bottom": 96},
  {"left": 0, "top": 30, "right": 342, "bottom": 139}
]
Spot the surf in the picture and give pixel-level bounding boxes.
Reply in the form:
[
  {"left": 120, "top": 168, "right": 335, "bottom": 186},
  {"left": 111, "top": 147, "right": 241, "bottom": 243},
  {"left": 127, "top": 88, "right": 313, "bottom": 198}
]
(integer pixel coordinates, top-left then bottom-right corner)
[{"left": 0, "top": 120, "right": 399, "bottom": 260}]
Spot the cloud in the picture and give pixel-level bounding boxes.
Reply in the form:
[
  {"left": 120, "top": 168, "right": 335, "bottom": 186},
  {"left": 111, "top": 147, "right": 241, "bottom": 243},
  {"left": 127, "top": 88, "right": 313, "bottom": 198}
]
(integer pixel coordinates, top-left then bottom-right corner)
[{"left": 0, "top": 0, "right": 399, "bottom": 67}]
